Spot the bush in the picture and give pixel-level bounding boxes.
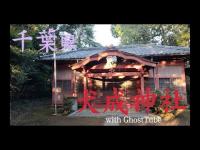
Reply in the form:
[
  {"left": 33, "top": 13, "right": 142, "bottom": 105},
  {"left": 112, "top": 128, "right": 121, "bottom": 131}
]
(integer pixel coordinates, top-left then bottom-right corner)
[
  {"left": 150, "top": 89, "right": 164, "bottom": 114},
  {"left": 151, "top": 88, "right": 188, "bottom": 116},
  {"left": 63, "top": 97, "right": 74, "bottom": 115},
  {"left": 78, "top": 103, "right": 83, "bottom": 109}
]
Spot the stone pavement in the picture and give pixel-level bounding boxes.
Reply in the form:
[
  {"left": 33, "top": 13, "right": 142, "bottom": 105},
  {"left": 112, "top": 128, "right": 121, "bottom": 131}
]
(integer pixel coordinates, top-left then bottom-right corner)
[
  {"left": 68, "top": 108, "right": 158, "bottom": 118},
  {"left": 68, "top": 109, "right": 162, "bottom": 126}
]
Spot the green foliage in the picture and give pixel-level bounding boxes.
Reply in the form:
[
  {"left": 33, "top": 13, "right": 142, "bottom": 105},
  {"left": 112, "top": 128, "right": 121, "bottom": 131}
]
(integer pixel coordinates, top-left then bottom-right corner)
[
  {"left": 50, "top": 24, "right": 102, "bottom": 48},
  {"left": 175, "top": 25, "right": 190, "bottom": 47},
  {"left": 111, "top": 24, "right": 190, "bottom": 46},
  {"left": 10, "top": 24, "right": 51, "bottom": 100},
  {"left": 10, "top": 24, "right": 100, "bottom": 101},
  {"left": 151, "top": 88, "right": 188, "bottom": 114},
  {"left": 112, "top": 24, "right": 152, "bottom": 44},
  {"left": 10, "top": 45, "right": 52, "bottom": 100},
  {"left": 150, "top": 89, "right": 164, "bottom": 114},
  {"left": 10, "top": 24, "right": 49, "bottom": 50}
]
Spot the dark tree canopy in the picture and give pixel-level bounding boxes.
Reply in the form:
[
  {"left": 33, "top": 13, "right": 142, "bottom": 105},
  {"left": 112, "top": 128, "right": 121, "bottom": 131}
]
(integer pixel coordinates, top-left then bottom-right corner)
[{"left": 10, "top": 24, "right": 101, "bottom": 100}]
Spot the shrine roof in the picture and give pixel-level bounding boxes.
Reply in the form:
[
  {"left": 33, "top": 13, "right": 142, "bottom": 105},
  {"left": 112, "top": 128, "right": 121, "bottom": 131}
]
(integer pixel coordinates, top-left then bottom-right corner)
[{"left": 40, "top": 44, "right": 190, "bottom": 61}]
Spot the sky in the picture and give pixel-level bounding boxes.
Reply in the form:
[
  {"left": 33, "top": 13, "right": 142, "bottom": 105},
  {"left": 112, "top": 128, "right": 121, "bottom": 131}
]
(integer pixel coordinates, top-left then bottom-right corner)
[{"left": 93, "top": 24, "right": 121, "bottom": 46}]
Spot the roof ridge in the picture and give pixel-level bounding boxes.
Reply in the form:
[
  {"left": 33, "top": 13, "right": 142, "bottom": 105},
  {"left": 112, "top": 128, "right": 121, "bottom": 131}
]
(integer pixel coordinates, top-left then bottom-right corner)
[
  {"left": 40, "top": 44, "right": 190, "bottom": 60},
  {"left": 59, "top": 47, "right": 106, "bottom": 54},
  {"left": 116, "top": 43, "right": 189, "bottom": 49}
]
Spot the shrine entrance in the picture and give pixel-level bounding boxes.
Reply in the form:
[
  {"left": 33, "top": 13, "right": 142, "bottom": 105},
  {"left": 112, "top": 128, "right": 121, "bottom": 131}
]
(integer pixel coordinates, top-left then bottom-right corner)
[
  {"left": 85, "top": 77, "right": 141, "bottom": 106},
  {"left": 72, "top": 48, "right": 157, "bottom": 106}
]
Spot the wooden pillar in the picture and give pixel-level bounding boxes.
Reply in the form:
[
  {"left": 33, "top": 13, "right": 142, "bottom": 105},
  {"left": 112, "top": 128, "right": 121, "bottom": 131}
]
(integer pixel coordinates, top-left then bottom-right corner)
[
  {"left": 156, "top": 66, "right": 159, "bottom": 89},
  {"left": 83, "top": 76, "right": 87, "bottom": 90},
  {"left": 153, "top": 67, "right": 159, "bottom": 90},
  {"left": 182, "top": 63, "right": 187, "bottom": 102},
  {"left": 153, "top": 67, "right": 155, "bottom": 90},
  {"left": 83, "top": 68, "right": 87, "bottom": 90},
  {"left": 140, "top": 67, "right": 144, "bottom": 95},
  {"left": 102, "top": 77, "right": 105, "bottom": 91},
  {"left": 141, "top": 75, "right": 144, "bottom": 95},
  {"left": 154, "top": 66, "right": 159, "bottom": 90},
  {"left": 73, "top": 70, "right": 77, "bottom": 97}
]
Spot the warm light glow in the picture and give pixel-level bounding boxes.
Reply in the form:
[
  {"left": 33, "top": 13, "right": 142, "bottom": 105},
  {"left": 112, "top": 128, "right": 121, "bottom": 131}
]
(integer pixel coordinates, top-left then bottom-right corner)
[
  {"left": 161, "top": 61, "right": 167, "bottom": 65},
  {"left": 119, "top": 76, "right": 125, "bottom": 79},
  {"left": 94, "top": 80, "right": 102, "bottom": 88},
  {"left": 133, "top": 75, "right": 139, "bottom": 79},
  {"left": 134, "top": 65, "right": 142, "bottom": 69},
  {"left": 126, "top": 65, "right": 132, "bottom": 68},
  {"left": 182, "top": 82, "right": 186, "bottom": 87},
  {"left": 104, "top": 63, "right": 116, "bottom": 69},
  {"left": 173, "top": 78, "right": 185, "bottom": 87},
  {"left": 170, "top": 61, "right": 176, "bottom": 65},
  {"left": 172, "top": 74, "right": 177, "bottom": 77},
  {"left": 52, "top": 87, "right": 61, "bottom": 93},
  {"left": 121, "top": 80, "right": 133, "bottom": 88}
]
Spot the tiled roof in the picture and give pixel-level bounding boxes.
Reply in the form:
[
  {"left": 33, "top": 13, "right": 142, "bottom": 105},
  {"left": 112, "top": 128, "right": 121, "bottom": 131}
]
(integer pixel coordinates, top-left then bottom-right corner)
[{"left": 40, "top": 44, "right": 190, "bottom": 60}]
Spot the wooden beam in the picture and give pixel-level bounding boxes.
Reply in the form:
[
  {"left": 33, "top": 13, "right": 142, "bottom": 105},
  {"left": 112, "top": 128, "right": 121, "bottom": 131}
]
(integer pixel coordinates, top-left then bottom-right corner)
[
  {"left": 90, "top": 63, "right": 142, "bottom": 70},
  {"left": 85, "top": 72, "right": 141, "bottom": 78},
  {"left": 72, "top": 50, "right": 157, "bottom": 70},
  {"left": 157, "top": 60, "right": 185, "bottom": 66}
]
